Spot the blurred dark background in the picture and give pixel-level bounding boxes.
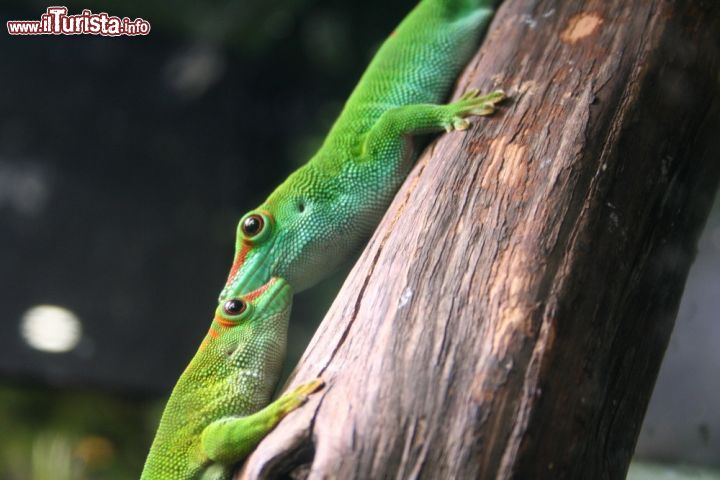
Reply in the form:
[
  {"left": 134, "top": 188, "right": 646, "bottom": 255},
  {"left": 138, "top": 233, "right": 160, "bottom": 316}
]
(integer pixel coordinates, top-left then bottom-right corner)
[{"left": 0, "top": 1, "right": 717, "bottom": 479}]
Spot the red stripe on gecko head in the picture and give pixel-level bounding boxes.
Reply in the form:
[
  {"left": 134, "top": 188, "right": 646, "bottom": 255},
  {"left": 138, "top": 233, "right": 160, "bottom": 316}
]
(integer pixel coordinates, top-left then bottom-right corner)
[
  {"left": 225, "top": 243, "right": 251, "bottom": 287},
  {"left": 208, "top": 327, "right": 220, "bottom": 338},
  {"left": 243, "top": 277, "right": 276, "bottom": 302},
  {"left": 225, "top": 209, "right": 274, "bottom": 287}
]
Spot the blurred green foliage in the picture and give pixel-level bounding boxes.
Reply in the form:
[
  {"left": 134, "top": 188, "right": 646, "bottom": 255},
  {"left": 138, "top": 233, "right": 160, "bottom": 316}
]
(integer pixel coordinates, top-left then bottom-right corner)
[
  {"left": 0, "top": 384, "right": 154, "bottom": 479},
  {"left": 628, "top": 462, "right": 720, "bottom": 480}
]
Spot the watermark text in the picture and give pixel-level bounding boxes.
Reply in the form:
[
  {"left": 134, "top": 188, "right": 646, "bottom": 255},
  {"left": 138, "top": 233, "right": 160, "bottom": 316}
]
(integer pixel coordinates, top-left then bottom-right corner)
[{"left": 7, "top": 7, "right": 151, "bottom": 36}]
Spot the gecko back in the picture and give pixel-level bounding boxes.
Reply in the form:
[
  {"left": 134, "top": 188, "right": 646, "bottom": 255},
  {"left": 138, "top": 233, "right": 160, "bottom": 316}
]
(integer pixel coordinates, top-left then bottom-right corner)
[
  {"left": 222, "top": 0, "right": 502, "bottom": 298},
  {"left": 321, "top": 0, "right": 495, "bottom": 152}
]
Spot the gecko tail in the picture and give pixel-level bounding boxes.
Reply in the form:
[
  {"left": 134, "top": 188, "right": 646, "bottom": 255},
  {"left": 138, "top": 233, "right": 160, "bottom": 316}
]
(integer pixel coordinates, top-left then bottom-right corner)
[
  {"left": 409, "top": 0, "right": 495, "bottom": 29},
  {"left": 430, "top": 0, "right": 496, "bottom": 17}
]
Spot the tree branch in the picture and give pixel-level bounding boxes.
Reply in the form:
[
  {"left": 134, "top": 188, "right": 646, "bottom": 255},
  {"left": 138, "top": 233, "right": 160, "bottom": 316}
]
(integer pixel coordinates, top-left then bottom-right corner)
[{"left": 237, "top": 0, "right": 720, "bottom": 478}]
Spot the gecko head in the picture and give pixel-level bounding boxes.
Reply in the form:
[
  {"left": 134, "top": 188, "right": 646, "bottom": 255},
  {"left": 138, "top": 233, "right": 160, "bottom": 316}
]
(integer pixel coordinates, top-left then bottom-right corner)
[
  {"left": 219, "top": 208, "right": 278, "bottom": 301},
  {"left": 219, "top": 192, "right": 330, "bottom": 300},
  {"left": 206, "top": 277, "right": 293, "bottom": 366}
]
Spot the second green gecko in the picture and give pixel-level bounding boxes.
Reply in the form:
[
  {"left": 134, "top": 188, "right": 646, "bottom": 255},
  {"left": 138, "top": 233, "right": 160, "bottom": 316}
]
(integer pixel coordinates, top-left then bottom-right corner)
[
  {"left": 221, "top": 0, "right": 504, "bottom": 300},
  {"left": 141, "top": 277, "right": 323, "bottom": 480}
]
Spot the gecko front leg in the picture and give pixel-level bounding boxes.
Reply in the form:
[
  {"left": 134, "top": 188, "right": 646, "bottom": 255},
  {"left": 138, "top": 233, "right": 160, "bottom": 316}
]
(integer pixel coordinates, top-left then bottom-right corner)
[
  {"left": 361, "top": 89, "right": 506, "bottom": 160},
  {"left": 344, "top": 88, "right": 505, "bottom": 200},
  {"left": 200, "top": 378, "right": 325, "bottom": 464}
]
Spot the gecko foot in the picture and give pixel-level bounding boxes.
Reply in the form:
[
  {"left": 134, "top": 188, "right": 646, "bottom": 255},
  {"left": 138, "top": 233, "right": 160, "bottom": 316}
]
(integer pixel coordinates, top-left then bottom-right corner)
[
  {"left": 276, "top": 378, "right": 325, "bottom": 415},
  {"left": 444, "top": 88, "right": 506, "bottom": 131}
]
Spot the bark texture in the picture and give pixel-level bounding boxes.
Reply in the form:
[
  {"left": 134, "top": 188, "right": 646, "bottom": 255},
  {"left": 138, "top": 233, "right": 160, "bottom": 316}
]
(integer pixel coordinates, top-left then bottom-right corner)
[{"left": 238, "top": 0, "right": 720, "bottom": 478}]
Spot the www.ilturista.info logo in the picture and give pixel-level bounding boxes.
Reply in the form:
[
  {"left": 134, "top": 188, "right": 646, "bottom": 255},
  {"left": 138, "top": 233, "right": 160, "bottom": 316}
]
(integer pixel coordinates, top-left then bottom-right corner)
[{"left": 7, "top": 6, "right": 150, "bottom": 36}]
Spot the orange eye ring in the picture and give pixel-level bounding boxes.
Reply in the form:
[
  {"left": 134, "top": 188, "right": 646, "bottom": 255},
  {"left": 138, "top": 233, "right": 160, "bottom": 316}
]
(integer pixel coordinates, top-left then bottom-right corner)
[{"left": 238, "top": 211, "right": 273, "bottom": 243}]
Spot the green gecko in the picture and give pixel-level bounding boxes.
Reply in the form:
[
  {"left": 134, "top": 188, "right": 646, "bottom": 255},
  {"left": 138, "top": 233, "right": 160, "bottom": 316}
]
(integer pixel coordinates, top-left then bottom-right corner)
[
  {"left": 143, "top": 2, "right": 502, "bottom": 476},
  {"left": 220, "top": 0, "right": 504, "bottom": 301},
  {"left": 141, "top": 277, "right": 323, "bottom": 480}
]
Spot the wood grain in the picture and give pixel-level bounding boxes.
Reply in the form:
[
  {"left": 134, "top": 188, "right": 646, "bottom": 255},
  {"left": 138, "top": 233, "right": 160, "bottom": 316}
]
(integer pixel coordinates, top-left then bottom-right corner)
[{"left": 237, "top": 0, "right": 720, "bottom": 478}]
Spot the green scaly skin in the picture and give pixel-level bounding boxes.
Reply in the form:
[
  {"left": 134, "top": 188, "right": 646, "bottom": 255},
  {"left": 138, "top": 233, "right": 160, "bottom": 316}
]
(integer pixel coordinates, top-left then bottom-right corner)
[
  {"left": 221, "top": 0, "right": 504, "bottom": 300},
  {"left": 141, "top": 277, "right": 324, "bottom": 480}
]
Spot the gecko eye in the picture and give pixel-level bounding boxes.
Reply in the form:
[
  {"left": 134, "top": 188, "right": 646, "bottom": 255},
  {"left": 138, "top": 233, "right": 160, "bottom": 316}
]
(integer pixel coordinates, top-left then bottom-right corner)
[
  {"left": 241, "top": 215, "right": 264, "bottom": 237},
  {"left": 238, "top": 211, "right": 273, "bottom": 244},
  {"left": 223, "top": 299, "right": 247, "bottom": 316}
]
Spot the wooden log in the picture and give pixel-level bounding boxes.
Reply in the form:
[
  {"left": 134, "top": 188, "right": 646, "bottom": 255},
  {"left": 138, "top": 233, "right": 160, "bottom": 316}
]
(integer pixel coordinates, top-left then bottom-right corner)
[{"left": 238, "top": 0, "right": 720, "bottom": 478}]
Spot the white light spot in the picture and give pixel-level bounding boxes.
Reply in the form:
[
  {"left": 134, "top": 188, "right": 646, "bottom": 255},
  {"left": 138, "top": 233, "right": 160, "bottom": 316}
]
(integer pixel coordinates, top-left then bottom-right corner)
[
  {"left": 520, "top": 14, "right": 537, "bottom": 29},
  {"left": 0, "top": 160, "right": 52, "bottom": 216},
  {"left": 165, "top": 44, "right": 226, "bottom": 99},
  {"left": 239, "top": 370, "right": 261, "bottom": 379},
  {"left": 398, "top": 287, "right": 413, "bottom": 309},
  {"left": 20, "top": 305, "right": 82, "bottom": 353}
]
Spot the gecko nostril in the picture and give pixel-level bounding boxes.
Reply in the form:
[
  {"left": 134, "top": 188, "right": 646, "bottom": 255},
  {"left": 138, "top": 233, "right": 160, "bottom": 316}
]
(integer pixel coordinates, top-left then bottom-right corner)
[{"left": 297, "top": 200, "right": 305, "bottom": 213}]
